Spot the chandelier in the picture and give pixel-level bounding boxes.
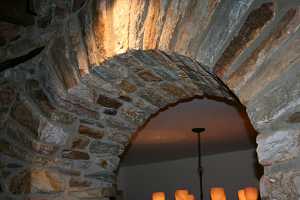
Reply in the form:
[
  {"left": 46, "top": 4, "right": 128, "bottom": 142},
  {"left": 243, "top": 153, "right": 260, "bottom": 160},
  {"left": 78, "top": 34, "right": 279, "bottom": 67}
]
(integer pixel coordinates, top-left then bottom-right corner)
[{"left": 152, "top": 128, "right": 259, "bottom": 200}]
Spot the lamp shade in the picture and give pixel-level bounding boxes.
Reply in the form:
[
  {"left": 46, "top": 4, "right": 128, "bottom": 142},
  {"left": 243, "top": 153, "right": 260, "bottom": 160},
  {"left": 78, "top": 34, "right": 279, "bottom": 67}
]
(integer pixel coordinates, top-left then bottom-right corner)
[
  {"left": 238, "top": 189, "right": 246, "bottom": 200},
  {"left": 175, "top": 189, "right": 189, "bottom": 200},
  {"left": 244, "top": 187, "right": 258, "bottom": 200},
  {"left": 152, "top": 192, "right": 166, "bottom": 200},
  {"left": 187, "top": 194, "right": 196, "bottom": 200},
  {"left": 210, "top": 187, "right": 226, "bottom": 200}
]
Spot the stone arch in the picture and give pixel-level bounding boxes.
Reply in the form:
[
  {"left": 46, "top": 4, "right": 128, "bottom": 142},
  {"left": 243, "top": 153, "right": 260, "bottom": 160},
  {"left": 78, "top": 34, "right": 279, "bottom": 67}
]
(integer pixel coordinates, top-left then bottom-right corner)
[{"left": 0, "top": 50, "right": 241, "bottom": 199}]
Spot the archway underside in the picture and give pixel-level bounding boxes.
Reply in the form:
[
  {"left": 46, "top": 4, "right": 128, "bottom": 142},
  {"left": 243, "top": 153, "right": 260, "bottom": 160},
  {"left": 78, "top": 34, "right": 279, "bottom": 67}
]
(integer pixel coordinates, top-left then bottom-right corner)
[{"left": 0, "top": 0, "right": 299, "bottom": 199}]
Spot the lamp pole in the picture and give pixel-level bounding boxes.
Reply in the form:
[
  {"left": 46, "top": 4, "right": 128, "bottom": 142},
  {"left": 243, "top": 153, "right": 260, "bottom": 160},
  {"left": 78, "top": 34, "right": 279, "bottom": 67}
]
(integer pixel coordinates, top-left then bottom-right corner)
[{"left": 192, "top": 128, "right": 205, "bottom": 200}]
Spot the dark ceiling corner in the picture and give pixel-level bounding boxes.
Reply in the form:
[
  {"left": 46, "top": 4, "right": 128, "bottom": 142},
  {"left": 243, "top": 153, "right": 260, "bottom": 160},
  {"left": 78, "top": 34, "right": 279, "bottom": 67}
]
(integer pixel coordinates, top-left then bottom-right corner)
[
  {"left": 0, "top": 0, "right": 36, "bottom": 26},
  {"left": 0, "top": 47, "right": 44, "bottom": 72}
]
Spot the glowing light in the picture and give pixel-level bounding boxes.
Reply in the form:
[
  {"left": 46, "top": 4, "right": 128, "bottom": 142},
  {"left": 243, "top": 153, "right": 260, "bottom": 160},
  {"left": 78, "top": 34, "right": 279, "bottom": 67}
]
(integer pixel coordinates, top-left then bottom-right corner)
[
  {"left": 244, "top": 187, "right": 258, "bottom": 200},
  {"left": 210, "top": 187, "right": 226, "bottom": 200},
  {"left": 152, "top": 192, "right": 166, "bottom": 200}
]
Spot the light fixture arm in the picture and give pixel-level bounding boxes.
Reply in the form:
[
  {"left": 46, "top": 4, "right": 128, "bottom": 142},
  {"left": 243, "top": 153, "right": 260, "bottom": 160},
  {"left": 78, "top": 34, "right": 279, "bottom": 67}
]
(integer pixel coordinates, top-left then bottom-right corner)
[{"left": 192, "top": 128, "right": 205, "bottom": 200}]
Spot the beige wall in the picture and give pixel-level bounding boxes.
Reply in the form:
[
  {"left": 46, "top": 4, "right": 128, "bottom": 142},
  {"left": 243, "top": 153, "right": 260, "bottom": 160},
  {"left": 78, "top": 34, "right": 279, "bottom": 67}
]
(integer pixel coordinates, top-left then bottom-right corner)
[{"left": 117, "top": 149, "right": 260, "bottom": 200}]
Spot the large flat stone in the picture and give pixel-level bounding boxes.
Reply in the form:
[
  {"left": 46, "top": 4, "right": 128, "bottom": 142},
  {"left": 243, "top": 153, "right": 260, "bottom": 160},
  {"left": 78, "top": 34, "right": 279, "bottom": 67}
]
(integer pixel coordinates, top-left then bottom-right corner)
[
  {"left": 31, "top": 169, "right": 65, "bottom": 193},
  {"left": 79, "top": 124, "right": 105, "bottom": 139},
  {"left": 89, "top": 141, "right": 121, "bottom": 156},
  {"left": 9, "top": 170, "right": 31, "bottom": 194},
  {"left": 257, "top": 129, "right": 300, "bottom": 165}
]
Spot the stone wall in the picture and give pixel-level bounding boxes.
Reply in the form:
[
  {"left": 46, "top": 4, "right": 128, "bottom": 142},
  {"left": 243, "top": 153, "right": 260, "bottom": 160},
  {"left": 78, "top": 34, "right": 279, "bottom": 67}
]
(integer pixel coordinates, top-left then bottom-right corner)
[{"left": 0, "top": 0, "right": 299, "bottom": 199}]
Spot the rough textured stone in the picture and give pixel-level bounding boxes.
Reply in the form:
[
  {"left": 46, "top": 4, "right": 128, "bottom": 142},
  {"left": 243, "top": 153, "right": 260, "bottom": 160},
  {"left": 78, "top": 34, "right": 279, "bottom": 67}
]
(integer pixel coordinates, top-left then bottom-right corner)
[
  {"left": 6, "top": 122, "right": 57, "bottom": 155},
  {"left": 9, "top": 170, "right": 31, "bottom": 194},
  {"left": 10, "top": 102, "right": 39, "bottom": 137},
  {"left": 118, "top": 80, "right": 137, "bottom": 93},
  {"left": 0, "top": 22, "right": 20, "bottom": 46},
  {"left": 49, "top": 37, "right": 79, "bottom": 89},
  {"left": 260, "top": 171, "right": 300, "bottom": 199},
  {"left": 89, "top": 141, "right": 121, "bottom": 155},
  {"left": 288, "top": 112, "right": 300, "bottom": 123},
  {"left": 26, "top": 80, "right": 76, "bottom": 124},
  {"left": 31, "top": 169, "right": 65, "bottom": 193},
  {"left": 214, "top": 2, "right": 274, "bottom": 77},
  {"left": 69, "top": 177, "right": 91, "bottom": 188},
  {"left": 39, "top": 119, "right": 69, "bottom": 146},
  {"left": 73, "top": 0, "right": 87, "bottom": 12},
  {"left": 119, "top": 95, "right": 132, "bottom": 102},
  {"left": 85, "top": 171, "right": 115, "bottom": 184},
  {"left": 227, "top": 8, "right": 300, "bottom": 95},
  {"left": 121, "top": 107, "right": 150, "bottom": 125},
  {"left": 72, "top": 136, "right": 90, "bottom": 150},
  {"left": 0, "top": 83, "right": 16, "bottom": 106},
  {"left": 103, "top": 109, "right": 117, "bottom": 116},
  {"left": 138, "top": 70, "right": 162, "bottom": 81},
  {"left": 97, "top": 95, "right": 122, "bottom": 109},
  {"left": 79, "top": 124, "right": 104, "bottom": 139},
  {"left": 197, "top": 0, "right": 255, "bottom": 66},
  {"left": 160, "top": 83, "right": 188, "bottom": 98},
  {"left": 257, "top": 130, "right": 300, "bottom": 165},
  {"left": 62, "top": 150, "right": 90, "bottom": 160}
]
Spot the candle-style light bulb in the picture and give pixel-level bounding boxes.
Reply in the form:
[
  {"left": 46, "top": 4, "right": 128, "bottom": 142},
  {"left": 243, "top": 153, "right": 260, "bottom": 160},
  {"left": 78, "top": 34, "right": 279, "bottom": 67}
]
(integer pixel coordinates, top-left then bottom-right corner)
[
  {"left": 152, "top": 192, "right": 166, "bottom": 200},
  {"left": 238, "top": 189, "right": 246, "bottom": 200},
  {"left": 210, "top": 187, "right": 227, "bottom": 200},
  {"left": 244, "top": 187, "right": 258, "bottom": 200}
]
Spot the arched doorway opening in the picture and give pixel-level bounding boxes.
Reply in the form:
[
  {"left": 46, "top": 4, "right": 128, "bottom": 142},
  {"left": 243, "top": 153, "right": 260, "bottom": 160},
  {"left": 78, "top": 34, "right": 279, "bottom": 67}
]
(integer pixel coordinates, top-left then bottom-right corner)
[{"left": 118, "top": 97, "right": 262, "bottom": 200}]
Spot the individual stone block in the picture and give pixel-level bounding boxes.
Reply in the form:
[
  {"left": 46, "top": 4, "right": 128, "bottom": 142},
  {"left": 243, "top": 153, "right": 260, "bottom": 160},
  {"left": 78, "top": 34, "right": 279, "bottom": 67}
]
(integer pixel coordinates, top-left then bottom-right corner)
[
  {"left": 31, "top": 169, "right": 65, "bottom": 193},
  {"left": 160, "top": 83, "right": 188, "bottom": 99},
  {"left": 0, "top": 83, "right": 16, "bottom": 107},
  {"left": 49, "top": 37, "right": 80, "bottom": 89},
  {"left": 257, "top": 129, "right": 300, "bottom": 165},
  {"left": 118, "top": 80, "right": 137, "bottom": 93},
  {"left": 260, "top": 171, "right": 300, "bottom": 199},
  {"left": 0, "top": 22, "right": 20, "bottom": 46},
  {"left": 6, "top": 121, "right": 57, "bottom": 155},
  {"left": 138, "top": 87, "right": 169, "bottom": 108},
  {"left": 69, "top": 177, "right": 91, "bottom": 189},
  {"left": 121, "top": 106, "right": 150, "bottom": 125},
  {"left": 288, "top": 112, "right": 300, "bottom": 124},
  {"left": 62, "top": 150, "right": 90, "bottom": 160},
  {"left": 226, "top": 8, "right": 299, "bottom": 93},
  {"left": 26, "top": 80, "right": 77, "bottom": 125},
  {"left": 103, "top": 109, "right": 117, "bottom": 116},
  {"left": 39, "top": 119, "right": 69, "bottom": 146},
  {"left": 85, "top": 171, "right": 116, "bottom": 184},
  {"left": 72, "top": 136, "right": 90, "bottom": 149},
  {"left": 138, "top": 70, "right": 162, "bottom": 82},
  {"left": 10, "top": 101, "right": 39, "bottom": 138},
  {"left": 72, "top": 0, "right": 87, "bottom": 12},
  {"left": 9, "top": 170, "right": 31, "bottom": 194},
  {"left": 89, "top": 141, "right": 121, "bottom": 155},
  {"left": 214, "top": 2, "right": 274, "bottom": 77},
  {"left": 79, "top": 124, "right": 105, "bottom": 139},
  {"left": 97, "top": 95, "right": 122, "bottom": 109}
]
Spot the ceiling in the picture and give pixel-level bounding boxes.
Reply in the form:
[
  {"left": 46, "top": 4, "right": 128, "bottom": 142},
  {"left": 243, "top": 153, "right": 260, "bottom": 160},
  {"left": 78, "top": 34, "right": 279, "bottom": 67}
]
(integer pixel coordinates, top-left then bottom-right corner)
[{"left": 120, "top": 98, "right": 257, "bottom": 166}]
